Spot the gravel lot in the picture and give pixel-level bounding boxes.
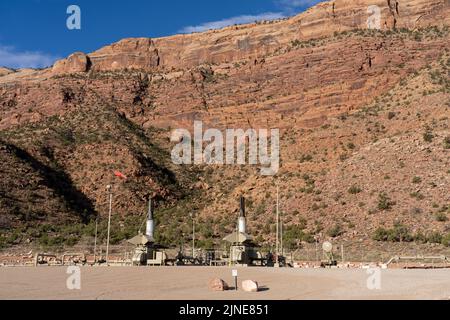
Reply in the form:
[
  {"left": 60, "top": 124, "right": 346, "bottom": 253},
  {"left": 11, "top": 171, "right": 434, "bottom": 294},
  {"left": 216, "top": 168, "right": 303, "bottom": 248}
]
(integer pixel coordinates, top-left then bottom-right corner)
[{"left": 0, "top": 266, "right": 449, "bottom": 300}]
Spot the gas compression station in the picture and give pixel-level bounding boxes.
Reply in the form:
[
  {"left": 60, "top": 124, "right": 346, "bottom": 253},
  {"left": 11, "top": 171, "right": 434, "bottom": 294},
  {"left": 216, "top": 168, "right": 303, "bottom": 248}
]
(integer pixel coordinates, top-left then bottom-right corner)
[
  {"left": 124, "top": 196, "right": 283, "bottom": 267},
  {"left": 32, "top": 192, "right": 343, "bottom": 268}
]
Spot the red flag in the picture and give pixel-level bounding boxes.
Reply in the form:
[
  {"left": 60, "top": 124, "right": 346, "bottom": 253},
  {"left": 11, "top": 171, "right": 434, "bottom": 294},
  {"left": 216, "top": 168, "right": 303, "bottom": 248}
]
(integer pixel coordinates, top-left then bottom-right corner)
[{"left": 114, "top": 171, "right": 127, "bottom": 180}]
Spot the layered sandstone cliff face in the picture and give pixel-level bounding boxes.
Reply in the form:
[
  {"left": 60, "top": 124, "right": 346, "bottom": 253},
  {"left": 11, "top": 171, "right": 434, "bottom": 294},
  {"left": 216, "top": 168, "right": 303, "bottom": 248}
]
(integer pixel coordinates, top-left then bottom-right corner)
[
  {"left": 0, "top": 0, "right": 449, "bottom": 251},
  {"left": 45, "top": 0, "right": 450, "bottom": 74},
  {"left": 2, "top": 25, "right": 447, "bottom": 131}
]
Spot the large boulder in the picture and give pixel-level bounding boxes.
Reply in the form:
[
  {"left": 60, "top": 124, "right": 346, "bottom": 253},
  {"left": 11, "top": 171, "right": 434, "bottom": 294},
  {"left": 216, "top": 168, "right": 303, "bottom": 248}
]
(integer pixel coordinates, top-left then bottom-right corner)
[
  {"left": 208, "top": 278, "right": 229, "bottom": 291},
  {"left": 241, "top": 280, "right": 259, "bottom": 292},
  {"left": 52, "top": 52, "right": 90, "bottom": 74}
]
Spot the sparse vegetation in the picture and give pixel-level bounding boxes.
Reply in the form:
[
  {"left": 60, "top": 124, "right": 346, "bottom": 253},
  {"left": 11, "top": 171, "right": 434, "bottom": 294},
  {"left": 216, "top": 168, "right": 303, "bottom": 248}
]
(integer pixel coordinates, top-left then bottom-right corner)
[
  {"left": 377, "top": 192, "right": 395, "bottom": 211},
  {"left": 327, "top": 224, "right": 344, "bottom": 238},
  {"left": 299, "top": 154, "right": 313, "bottom": 163},
  {"left": 283, "top": 224, "right": 315, "bottom": 249},
  {"left": 410, "top": 192, "right": 425, "bottom": 200},
  {"left": 412, "top": 176, "right": 422, "bottom": 184},
  {"left": 423, "top": 128, "right": 434, "bottom": 143},
  {"left": 372, "top": 223, "right": 413, "bottom": 242},
  {"left": 348, "top": 185, "right": 362, "bottom": 195},
  {"left": 435, "top": 212, "right": 448, "bottom": 222},
  {"left": 444, "top": 136, "right": 450, "bottom": 149}
]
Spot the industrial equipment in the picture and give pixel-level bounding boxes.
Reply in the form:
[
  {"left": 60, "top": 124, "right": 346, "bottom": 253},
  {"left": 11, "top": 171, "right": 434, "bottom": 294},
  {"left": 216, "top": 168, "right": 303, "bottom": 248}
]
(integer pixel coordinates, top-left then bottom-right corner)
[
  {"left": 128, "top": 199, "right": 168, "bottom": 266},
  {"left": 321, "top": 241, "right": 337, "bottom": 267},
  {"left": 223, "top": 196, "right": 265, "bottom": 266}
]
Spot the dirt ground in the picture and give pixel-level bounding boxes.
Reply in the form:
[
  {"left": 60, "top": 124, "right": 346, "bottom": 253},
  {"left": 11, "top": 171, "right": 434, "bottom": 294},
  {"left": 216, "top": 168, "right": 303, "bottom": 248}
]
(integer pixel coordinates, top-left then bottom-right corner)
[{"left": 0, "top": 266, "right": 449, "bottom": 300}]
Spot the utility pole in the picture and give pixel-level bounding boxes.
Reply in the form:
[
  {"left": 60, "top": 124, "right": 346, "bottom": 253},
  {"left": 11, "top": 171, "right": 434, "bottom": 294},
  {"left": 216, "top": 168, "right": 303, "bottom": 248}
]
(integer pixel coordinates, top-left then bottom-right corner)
[
  {"left": 315, "top": 238, "right": 319, "bottom": 262},
  {"left": 276, "top": 185, "right": 279, "bottom": 257},
  {"left": 280, "top": 215, "right": 283, "bottom": 256},
  {"left": 190, "top": 212, "right": 195, "bottom": 258},
  {"left": 105, "top": 185, "right": 113, "bottom": 264}
]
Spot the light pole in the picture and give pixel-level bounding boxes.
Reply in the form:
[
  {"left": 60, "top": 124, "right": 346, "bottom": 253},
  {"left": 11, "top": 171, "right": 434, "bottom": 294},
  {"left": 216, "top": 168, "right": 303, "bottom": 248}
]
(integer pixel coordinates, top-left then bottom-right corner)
[
  {"left": 189, "top": 212, "right": 195, "bottom": 258},
  {"left": 276, "top": 184, "right": 279, "bottom": 257},
  {"left": 105, "top": 184, "right": 113, "bottom": 264},
  {"left": 93, "top": 215, "right": 98, "bottom": 263},
  {"left": 280, "top": 214, "right": 283, "bottom": 256},
  {"left": 315, "top": 236, "right": 319, "bottom": 262}
]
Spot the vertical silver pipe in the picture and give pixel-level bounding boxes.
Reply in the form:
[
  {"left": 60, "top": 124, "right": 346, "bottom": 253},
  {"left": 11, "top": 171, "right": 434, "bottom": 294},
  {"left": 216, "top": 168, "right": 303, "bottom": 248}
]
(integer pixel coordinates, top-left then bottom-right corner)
[{"left": 146, "top": 199, "right": 154, "bottom": 239}]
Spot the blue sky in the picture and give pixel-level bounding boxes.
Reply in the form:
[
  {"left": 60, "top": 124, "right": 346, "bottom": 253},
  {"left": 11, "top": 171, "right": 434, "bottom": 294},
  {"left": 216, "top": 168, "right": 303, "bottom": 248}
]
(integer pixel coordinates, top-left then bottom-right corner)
[{"left": 0, "top": 0, "right": 321, "bottom": 69}]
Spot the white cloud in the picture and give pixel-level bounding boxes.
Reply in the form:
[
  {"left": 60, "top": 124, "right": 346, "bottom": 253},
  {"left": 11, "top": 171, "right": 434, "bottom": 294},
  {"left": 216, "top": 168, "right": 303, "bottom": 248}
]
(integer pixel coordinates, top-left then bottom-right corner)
[
  {"left": 276, "top": 0, "right": 323, "bottom": 9},
  {"left": 179, "top": 0, "right": 323, "bottom": 34},
  {"left": 179, "top": 12, "right": 287, "bottom": 33},
  {"left": 0, "top": 45, "right": 59, "bottom": 69}
]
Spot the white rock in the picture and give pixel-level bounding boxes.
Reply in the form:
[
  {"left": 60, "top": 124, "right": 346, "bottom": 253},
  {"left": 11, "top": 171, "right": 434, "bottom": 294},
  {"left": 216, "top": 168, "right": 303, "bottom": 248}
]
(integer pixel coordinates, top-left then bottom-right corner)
[{"left": 241, "top": 280, "right": 259, "bottom": 292}]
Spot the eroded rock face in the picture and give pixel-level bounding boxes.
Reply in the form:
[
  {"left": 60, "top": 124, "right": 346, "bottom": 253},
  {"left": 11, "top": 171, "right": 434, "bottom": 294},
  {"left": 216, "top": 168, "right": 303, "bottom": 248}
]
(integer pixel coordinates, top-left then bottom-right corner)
[
  {"left": 52, "top": 52, "right": 90, "bottom": 74},
  {"left": 3, "top": 28, "right": 448, "bottom": 131},
  {"left": 89, "top": 38, "right": 160, "bottom": 71},
  {"left": 51, "top": 0, "right": 450, "bottom": 74}
]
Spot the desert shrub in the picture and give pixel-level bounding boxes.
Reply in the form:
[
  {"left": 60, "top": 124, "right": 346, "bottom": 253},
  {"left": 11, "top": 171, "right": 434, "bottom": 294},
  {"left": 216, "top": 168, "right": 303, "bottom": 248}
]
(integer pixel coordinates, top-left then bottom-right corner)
[
  {"left": 199, "top": 67, "right": 215, "bottom": 83},
  {"left": 283, "top": 224, "right": 315, "bottom": 248},
  {"left": 412, "top": 176, "right": 422, "bottom": 184},
  {"left": 373, "top": 227, "right": 390, "bottom": 241},
  {"left": 327, "top": 224, "right": 344, "bottom": 238},
  {"left": 372, "top": 223, "right": 413, "bottom": 242},
  {"left": 299, "top": 154, "right": 313, "bottom": 163},
  {"left": 291, "top": 39, "right": 301, "bottom": 47},
  {"left": 423, "top": 130, "right": 434, "bottom": 142},
  {"left": 410, "top": 192, "right": 425, "bottom": 200},
  {"left": 388, "top": 223, "right": 414, "bottom": 242},
  {"left": 414, "top": 232, "right": 428, "bottom": 244},
  {"left": 441, "top": 234, "right": 450, "bottom": 247},
  {"left": 411, "top": 207, "right": 423, "bottom": 215},
  {"left": 414, "top": 32, "right": 422, "bottom": 41},
  {"left": 435, "top": 212, "right": 448, "bottom": 222},
  {"left": 444, "top": 136, "right": 450, "bottom": 149},
  {"left": 348, "top": 185, "right": 362, "bottom": 194},
  {"left": 196, "top": 239, "right": 214, "bottom": 249},
  {"left": 427, "top": 232, "right": 443, "bottom": 244},
  {"left": 378, "top": 192, "right": 395, "bottom": 210}
]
